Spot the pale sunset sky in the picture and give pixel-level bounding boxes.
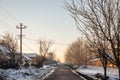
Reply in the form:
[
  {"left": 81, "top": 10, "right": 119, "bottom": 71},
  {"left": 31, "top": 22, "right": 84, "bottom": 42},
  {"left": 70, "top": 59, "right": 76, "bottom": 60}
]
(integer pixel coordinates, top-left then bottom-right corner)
[{"left": 0, "top": 0, "right": 80, "bottom": 62}]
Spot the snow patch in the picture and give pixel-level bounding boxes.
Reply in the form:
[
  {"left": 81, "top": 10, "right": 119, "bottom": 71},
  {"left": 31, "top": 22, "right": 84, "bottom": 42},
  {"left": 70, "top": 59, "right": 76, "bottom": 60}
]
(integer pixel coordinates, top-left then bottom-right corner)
[
  {"left": 0, "top": 67, "right": 55, "bottom": 80},
  {"left": 76, "top": 66, "right": 118, "bottom": 80}
]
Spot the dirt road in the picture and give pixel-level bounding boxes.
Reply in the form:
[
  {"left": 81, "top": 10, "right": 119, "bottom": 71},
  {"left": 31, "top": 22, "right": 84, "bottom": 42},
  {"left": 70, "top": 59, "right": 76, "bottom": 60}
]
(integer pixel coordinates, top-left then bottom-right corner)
[{"left": 44, "top": 65, "right": 83, "bottom": 80}]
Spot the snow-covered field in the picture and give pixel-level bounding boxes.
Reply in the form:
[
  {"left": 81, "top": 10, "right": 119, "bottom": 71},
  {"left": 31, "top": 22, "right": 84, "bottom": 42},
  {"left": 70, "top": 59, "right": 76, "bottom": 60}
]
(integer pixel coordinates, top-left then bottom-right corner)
[
  {"left": 76, "top": 66, "right": 118, "bottom": 80},
  {"left": 0, "top": 67, "right": 55, "bottom": 80}
]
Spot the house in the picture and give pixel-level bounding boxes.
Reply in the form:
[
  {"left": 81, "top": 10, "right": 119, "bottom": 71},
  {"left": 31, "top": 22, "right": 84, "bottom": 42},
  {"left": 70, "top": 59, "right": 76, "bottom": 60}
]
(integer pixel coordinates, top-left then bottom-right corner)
[
  {"left": 24, "top": 53, "right": 37, "bottom": 59},
  {"left": 22, "top": 54, "right": 32, "bottom": 65},
  {"left": 90, "top": 58, "right": 116, "bottom": 68},
  {"left": 0, "top": 44, "right": 21, "bottom": 63},
  {"left": 90, "top": 58, "right": 102, "bottom": 66},
  {"left": 23, "top": 53, "right": 37, "bottom": 64},
  {"left": 0, "top": 43, "right": 32, "bottom": 64}
]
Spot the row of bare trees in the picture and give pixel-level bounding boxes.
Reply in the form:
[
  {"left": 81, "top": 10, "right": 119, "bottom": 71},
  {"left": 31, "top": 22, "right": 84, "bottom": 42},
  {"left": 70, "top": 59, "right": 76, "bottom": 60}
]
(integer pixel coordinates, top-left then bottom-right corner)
[
  {"left": 65, "top": 38, "right": 92, "bottom": 66},
  {"left": 65, "top": 0, "right": 120, "bottom": 79}
]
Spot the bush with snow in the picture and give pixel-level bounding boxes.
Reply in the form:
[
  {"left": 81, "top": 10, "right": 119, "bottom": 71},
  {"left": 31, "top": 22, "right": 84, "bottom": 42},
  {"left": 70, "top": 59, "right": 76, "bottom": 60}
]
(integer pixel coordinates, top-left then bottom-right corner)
[{"left": 0, "top": 67, "right": 55, "bottom": 80}]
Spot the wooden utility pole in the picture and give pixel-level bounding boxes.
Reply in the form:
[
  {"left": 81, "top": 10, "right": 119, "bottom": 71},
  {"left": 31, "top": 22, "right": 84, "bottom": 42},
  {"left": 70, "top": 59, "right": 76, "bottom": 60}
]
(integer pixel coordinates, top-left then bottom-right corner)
[{"left": 16, "top": 23, "right": 27, "bottom": 64}]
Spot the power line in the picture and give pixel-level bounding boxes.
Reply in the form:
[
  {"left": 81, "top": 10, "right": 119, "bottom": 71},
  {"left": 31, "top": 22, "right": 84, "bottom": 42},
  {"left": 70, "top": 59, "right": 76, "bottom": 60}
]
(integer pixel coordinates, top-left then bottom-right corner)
[
  {"left": 53, "top": 42, "right": 68, "bottom": 45},
  {"left": 0, "top": 10, "right": 14, "bottom": 28},
  {"left": 0, "top": 5, "right": 20, "bottom": 23},
  {"left": 24, "top": 37, "right": 37, "bottom": 41},
  {"left": 22, "top": 41, "right": 36, "bottom": 52},
  {"left": 0, "top": 20, "right": 11, "bottom": 28},
  {"left": 0, "top": 12, "right": 12, "bottom": 26},
  {"left": 0, "top": 5, "right": 21, "bottom": 32},
  {"left": 24, "top": 36, "right": 69, "bottom": 46},
  {"left": 24, "top": 37, "right": 84, "bottom": 47}
]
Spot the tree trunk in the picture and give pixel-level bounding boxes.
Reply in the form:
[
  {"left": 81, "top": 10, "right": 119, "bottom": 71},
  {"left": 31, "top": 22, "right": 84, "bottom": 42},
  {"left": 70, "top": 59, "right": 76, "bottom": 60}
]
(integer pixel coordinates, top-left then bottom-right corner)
[
  {"left": 85, "top": 60, "right": 87, "bottom": 67},
  {"left": 103, "top": 66, "right": 107, "bottom": 79},
  {"left": 103, "top": 59, "right": 108, "bottom": 80}
]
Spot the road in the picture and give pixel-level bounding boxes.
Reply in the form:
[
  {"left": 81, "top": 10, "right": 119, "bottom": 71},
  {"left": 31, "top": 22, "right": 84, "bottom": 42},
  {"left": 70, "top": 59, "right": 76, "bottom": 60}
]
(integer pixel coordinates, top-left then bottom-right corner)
[{"left": 44, "top": 65, "right": 84, "bottom": 80}]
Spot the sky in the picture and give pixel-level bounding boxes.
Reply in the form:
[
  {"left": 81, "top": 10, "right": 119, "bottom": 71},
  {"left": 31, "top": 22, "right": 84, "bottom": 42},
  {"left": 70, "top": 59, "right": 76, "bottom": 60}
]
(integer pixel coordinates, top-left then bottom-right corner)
[{"left": 0, "top": 0, "right": 80, "bottom": 62}]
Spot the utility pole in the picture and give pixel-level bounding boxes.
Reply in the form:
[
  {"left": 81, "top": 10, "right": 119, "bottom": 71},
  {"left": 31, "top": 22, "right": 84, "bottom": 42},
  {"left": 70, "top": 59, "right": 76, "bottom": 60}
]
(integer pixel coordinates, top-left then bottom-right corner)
[{"left": 16, "top": 23, "right": 27, "bottom": 64}]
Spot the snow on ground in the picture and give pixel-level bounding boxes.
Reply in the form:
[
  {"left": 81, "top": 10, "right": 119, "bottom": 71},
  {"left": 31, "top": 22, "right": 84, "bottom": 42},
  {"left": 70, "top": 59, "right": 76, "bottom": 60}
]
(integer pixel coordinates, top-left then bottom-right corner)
[
  {"left": 0, "top": 67, "right": 55, "bottom": 80},
  {"left": 76, "top": 66, "right": 118, "bottom": 80}
]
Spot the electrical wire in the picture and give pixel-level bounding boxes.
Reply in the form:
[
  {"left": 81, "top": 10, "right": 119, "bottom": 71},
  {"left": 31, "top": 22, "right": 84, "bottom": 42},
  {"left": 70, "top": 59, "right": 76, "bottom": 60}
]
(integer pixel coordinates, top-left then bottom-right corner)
[
  {"left": 22, "top": 41, "right": 37, "bottom": 52},
  {"left": 0, "top": 5, "right": 20, "bottom": 23},
  {"left": 24, "top": 36, "right": 69, "bottom": 46}
]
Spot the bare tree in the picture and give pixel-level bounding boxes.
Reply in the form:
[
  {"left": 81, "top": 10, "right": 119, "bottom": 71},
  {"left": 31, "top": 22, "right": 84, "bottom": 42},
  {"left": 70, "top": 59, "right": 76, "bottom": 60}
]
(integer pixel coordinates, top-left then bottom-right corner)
[
  {"left": 87, "top": 37, "right": 110, "bottom": 78},
  {"left": 65, "top": 38, "right": 91, "bottom": 66},
  {"left": 1, "top": 32, "right": 18, "bottom": 63},
  {"left": 35, "top": 39, "right": 53, "bottom": 67},
  {"left": 65, "top": 0, "right": 120, "bottom": 79}
]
